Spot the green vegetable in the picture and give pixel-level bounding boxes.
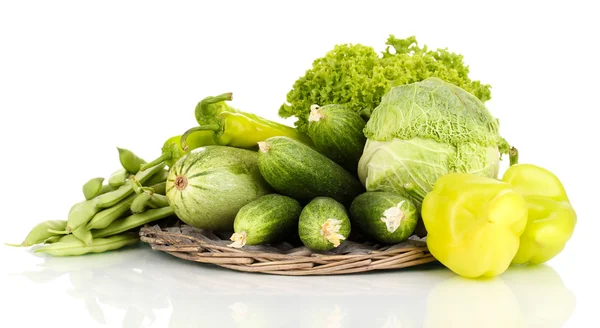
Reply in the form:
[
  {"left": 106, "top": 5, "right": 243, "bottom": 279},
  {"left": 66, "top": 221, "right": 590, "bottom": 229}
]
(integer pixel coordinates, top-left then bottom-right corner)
[
  {"left": 82, "top": 177, "right": 105, "bottom": 200},
  {"left": 148, "top": 182, "right": 167, "bottom": 195},
  {"left": 92, "top": 206, "right": 174, "bottom": 238},
  {"left": 143, "top": 168, "right": 170, "bottom": 187},
  {"left": 501, "top": 164, "right": 577, "bottom": 265},
  {"left": 117, "top": 147, "right": 146, "bottom": 174},
  {"left": 181, "top": 93, "right": 313, "bottom": 151},
  {"left": 307, "top": 104, "right": 366, "bottom": 175},
  {"left": 358, "top": 77, "right": 513, "bottom": 208},
  {"left": 65, "top": 162, "right": 166, "bottom": 233},
  {"left": 194, "top": 92, "right": 240, "bottom": 125},
  {"left": 131, "top": 192, "right": 153, "bottom": 214},
  {"left": 298, "top": 197, "right": 351, "bottom": 252},
  {"left": 422, "top": 173, "right": 528, "bottom": 278},
  {"left": 229, "top": 194, "right": 302, "bottom": 248},
  {"left": 349, "top": 191, "right": 418, "bottom": 244},
  {"left": 108, "top": 168, "right": 129, "bottom": 188},
  {"left": 7, "top": 220, "right": 67, "bottom": 247},
  {"left": 72, "top": 225, "right": 93, "bottom": 245},
  {"left": 141, "top": 132, "right": 216, "bottom": 172},
  {"left": 279, "top": 35, "right": 491, "bottom": 131},
  {"left": 35, "top": 233, "right": 139, "bottom": 257},
  {"left": 166, "top": 145, "right": 272, "bottom": 231},
  {"left": 257, "top": 136, "right": 364, "bottom": 206},
  {"left": 86, "top": 194, "right": 137, "bottom": 230}
]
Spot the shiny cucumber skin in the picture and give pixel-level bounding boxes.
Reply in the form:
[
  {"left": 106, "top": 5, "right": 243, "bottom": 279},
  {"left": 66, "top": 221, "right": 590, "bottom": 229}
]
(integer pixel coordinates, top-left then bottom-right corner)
[
  {"left": 350, "top": 191, "right": 418, "bottom": 244},
  {"left": 233, "top": 194, "right": 302, "bottom": 246},
  {"left": 307, "top": 104, "right": 366, "bottom": 175},
  {"left": 257, "top": 136, "right": 364, "bottom": 206}
]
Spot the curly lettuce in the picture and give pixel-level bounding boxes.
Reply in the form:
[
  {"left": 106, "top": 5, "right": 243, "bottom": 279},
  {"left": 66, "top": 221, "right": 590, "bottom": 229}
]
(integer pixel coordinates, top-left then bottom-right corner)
[{"left": 279, "top": 35, "right": 491, "bottom": 132}]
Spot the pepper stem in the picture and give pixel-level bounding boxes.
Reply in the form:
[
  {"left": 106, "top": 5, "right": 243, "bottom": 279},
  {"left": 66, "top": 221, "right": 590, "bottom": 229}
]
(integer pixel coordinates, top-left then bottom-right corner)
[
  {"left": 140, "top": 152, "right": 172, "bottom": 171},
  {"left": 180, "top": 125, "right": 220, "bottom": 152},
  {"left": 509, "top": 147, "right": 519, "bottom": 166},
  {"left": 195, "top": 92, "right": 233, "bottom": 123}
]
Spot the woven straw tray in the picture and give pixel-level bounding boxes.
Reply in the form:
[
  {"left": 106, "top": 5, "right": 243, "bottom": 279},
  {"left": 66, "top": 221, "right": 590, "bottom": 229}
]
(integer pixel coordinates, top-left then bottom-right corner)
[{"left": 139, "top": 221, "right": 437, "bottom": 276}]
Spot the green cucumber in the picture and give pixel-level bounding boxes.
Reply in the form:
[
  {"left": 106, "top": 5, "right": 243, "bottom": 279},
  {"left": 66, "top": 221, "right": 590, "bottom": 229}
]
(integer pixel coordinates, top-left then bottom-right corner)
[
  {"left": 307, "top": 104, "right": 366, "bottom": 175},
  {"left": 166, "top": 146, "right": 272, "bottom": 231},
  {"left": 298, "top": 197, "right": 351, "bottom": 252},
  {"left": 228, "top": 194, "right": 302, "bottom": 248},
  {"left": 350, "top": 191, "right": 418, "bottom": 244},
  {"left": 257, "top": 136, "right": 364, "bottom": 206}
]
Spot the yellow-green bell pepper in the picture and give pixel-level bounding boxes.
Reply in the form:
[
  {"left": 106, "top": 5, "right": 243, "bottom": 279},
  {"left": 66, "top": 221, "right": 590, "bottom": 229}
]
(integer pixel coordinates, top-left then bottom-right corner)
[
  {"left": 422, "top": 173, "right": 528, "bottom": 278},
  {"left": 502, "top": 164, "right": 577, "bottom": 265}
]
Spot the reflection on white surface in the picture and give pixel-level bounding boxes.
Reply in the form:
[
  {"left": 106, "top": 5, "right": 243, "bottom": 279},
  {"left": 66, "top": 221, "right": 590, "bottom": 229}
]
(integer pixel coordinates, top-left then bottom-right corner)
[{"left": 12, "top": 244, "right": 575, "bottom": 328}]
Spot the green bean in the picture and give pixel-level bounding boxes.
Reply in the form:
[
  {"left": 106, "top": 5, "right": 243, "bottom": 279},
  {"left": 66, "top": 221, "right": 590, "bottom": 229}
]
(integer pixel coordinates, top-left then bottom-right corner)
[
  {"left": 92, "top": 206, "right": 174, "bottom": 238},
  {"left": 149, "top": 193, "right": 169, "bottom": 208},
  {"left": 86, "top": 194, "right": 136, "bottom": 230},
  {"left": 73, "top": 225, "right": 93, "bottom": 245},
  {"left": 99, "top": 184, "right": 118, "bottom": 195},
  {"left": 143, "top": 169, "right": 169, "bottom": 187},
  {"left": 149, "top": 182, "right": 167, "bottom": 195},
  {"left": 108, "top": 169, "right": 129, "bottom": 188},
  {"left": 43, "top": 235, "right": 62, "bottom": 244},
  {"left": 65, "top": 200, "right": 102, "bottom": 233},
  {"left": 6, "top": 220, "right": 67, "bottom": 247},
  {"left": 66, "top": 162, "right": 166, "bottom": 232},
  {"left": 35, "top": 233, "right": 139, "bottom": 257},
  {"left": 118, "top": 147, "right": 146, "bottom": 174},
  {"left": 82, "top": 177, "right": 105, "bottom": 200},
  {"left": 131, "top": 192, "right": 153, "bottom": 214}
]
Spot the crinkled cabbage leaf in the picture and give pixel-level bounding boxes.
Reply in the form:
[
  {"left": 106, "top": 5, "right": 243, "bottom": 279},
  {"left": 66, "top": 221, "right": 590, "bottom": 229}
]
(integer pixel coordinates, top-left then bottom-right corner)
[{"left": 358, "top": 77, "right": 509, "bottom": 206}]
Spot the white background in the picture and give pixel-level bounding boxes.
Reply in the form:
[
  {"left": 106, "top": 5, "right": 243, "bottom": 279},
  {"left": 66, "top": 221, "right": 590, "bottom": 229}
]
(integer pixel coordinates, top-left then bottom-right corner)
[{"left": 1, "top": 1, "right": 598, "bottom": 327}]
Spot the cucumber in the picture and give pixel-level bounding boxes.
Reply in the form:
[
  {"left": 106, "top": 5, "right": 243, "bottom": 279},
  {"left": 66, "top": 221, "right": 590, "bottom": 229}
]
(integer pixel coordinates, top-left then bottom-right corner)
[
  {"left": 257, "top": 136, "right": 364, "bottom": 206},
  {"left": 307, "top": 104, "right": 366, "bottom": 175},
  {"left": 298, "top": 197, "right": 351, "bottom": 252},
  {"left": 349, "top": 191, "right": 418, "bottom": 244},
  {"left": 166, "top": 146, "right": 272, "bottom": 231},
  {"left": 228, "top": 194, "right": 302, "bottom": 248}
]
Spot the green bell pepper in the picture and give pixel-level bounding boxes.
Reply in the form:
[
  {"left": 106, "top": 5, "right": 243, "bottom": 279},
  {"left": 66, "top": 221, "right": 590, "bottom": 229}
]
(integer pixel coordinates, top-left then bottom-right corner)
[{"left": 502, "top": 164, "right": 577, "bottom": 265}]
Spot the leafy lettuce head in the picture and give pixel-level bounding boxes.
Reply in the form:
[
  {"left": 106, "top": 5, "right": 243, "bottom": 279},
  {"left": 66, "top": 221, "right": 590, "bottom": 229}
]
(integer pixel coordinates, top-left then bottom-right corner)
[{"left": 358, "top": 77, "right": 510, "bottom": 206}]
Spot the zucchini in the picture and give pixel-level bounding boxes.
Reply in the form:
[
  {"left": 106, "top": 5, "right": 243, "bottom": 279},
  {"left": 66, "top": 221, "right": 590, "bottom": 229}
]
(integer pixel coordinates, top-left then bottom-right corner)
[
  {"left": 307, "top": 104, "right": 366, "bottom": 175},
  {"left": 228, "top": 194, "right": 302, "bottom": 248},
  {"left": 257, "top": 136, "right": 364, "bottom": 206},
  {"left": 349, "top": 191, "right": 418, "bottom": 244},
  {"left": 298, "top": 197, "right": 351, "bottom": 252},
  {"left": 166, "top": 146, "right": 272, "bottom": 231}
]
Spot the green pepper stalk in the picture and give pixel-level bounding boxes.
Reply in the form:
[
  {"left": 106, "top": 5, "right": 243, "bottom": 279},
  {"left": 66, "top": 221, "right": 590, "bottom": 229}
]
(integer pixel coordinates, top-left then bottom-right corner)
[
  {"left": 139, "top": 94, "right": 235, "bottom": 171},
  {"left": 195, "top": 92, "right": 240, "bottom": 125},
  {"left": 181, "top": 111, "right": 314, "bottom": 151}
]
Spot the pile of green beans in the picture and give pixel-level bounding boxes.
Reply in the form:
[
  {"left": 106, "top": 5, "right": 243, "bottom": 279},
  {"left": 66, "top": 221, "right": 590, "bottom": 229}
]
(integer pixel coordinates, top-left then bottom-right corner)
[{"left": 9, "top": 148, "right": 176, "bottom": 256}]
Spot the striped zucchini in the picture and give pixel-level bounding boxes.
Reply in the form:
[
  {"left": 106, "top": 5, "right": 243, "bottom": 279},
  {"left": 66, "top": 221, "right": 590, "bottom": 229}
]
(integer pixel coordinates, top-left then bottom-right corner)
[
  {"left": 257, "top": 136, "right": 364, "bottom": 206},
  {"left": 166, "top": 146, "right": 272, "bottom": 231},
  {"left": 307, "top": 104, "right": 366, "bottom": 175},
  {"left": 228, "top": 194, "right": 302, "bottom": 248}
]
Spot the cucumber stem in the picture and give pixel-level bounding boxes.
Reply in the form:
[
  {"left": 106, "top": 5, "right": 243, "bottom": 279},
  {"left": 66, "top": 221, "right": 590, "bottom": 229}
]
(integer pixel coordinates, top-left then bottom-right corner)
[
  {"left": 308, "top": 104, "right": 324, "bottom": 122},
  {"left": 257, "top": 141, "right": 270, "bottom": 153},
  {"left": 321, "top": 219, "right": 345, "bottom": 247},
  {"left": 228, "top": 231, "right": 247, "bottom": 248},
  {"left": 180, "top": 125, "right": 220, "bottom": 152}
]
